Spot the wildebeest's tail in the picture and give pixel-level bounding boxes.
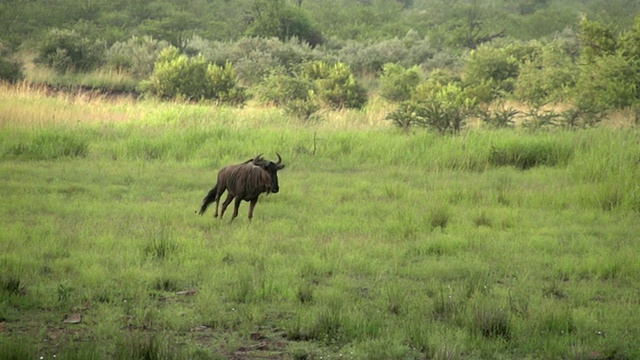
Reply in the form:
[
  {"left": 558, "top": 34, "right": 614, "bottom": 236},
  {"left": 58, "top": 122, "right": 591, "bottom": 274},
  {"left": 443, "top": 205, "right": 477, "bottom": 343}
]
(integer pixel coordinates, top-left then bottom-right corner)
[{"left": 199, "top": 185, "right": 218, "bottom": 215}]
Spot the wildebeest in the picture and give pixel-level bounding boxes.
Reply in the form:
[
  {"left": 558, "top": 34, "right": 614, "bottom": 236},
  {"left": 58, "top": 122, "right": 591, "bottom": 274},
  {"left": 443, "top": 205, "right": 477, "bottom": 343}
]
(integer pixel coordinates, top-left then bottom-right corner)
[{"left": 198, "top": 154, "right": 285, "bottom": 221}]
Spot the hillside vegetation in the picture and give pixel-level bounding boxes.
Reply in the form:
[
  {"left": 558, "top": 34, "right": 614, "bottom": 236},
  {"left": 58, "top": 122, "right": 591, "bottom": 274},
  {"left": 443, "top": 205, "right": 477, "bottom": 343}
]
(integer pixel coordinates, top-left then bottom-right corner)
[{"left": 2, "top": 0, "right": 640, "bottom": 128}]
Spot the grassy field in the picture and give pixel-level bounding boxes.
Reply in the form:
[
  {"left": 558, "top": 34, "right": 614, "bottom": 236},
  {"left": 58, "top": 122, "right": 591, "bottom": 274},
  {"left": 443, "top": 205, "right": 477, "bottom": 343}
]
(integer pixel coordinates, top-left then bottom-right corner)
[{"left": 1, "top": 84, "right": 639, "bottom": 359}]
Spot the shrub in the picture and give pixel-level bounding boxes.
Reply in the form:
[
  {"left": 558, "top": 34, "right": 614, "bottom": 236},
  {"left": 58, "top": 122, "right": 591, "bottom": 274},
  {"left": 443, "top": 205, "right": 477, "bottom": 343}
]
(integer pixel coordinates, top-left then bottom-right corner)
[
  {"left": 521, "top": 104, "right": 562, "bottom": 130},
  {"left": 207, "top": 61, "right": 247, "bottom": 105},
  {"left": 556, "top": 105, "right": 605, "bottom": 129},
  {"left": 477, "top": 102, "right": 519, "bottom": 129},
  {"left": 256, "top": 66, "right": 321, "bottom": 119},
  {"left": 284, "top": 97, "right": 322, "bottom": 120},
  {"left": 387, "top": 82, "right": 476, "bottom": 134},
  {"left": 385, "top": 102, "right": 420, "bottom": 131},
  {"left": 105, "top": 35, "right": 170, "bottom": 79},
  {"left": 303, "top": 61, "right": 367, "bottom": 109},
  {"left": 257, "top": 67, "right": 315, "bottom": 105},
  {"left": 378, "top": 63, "right": 422, "bottom": 102},
  {"left": 35, "top": 28, "right": 105, "bottom": 73},
  {"left": 140, "top": 47, "right": 246, "bottom": 104}
]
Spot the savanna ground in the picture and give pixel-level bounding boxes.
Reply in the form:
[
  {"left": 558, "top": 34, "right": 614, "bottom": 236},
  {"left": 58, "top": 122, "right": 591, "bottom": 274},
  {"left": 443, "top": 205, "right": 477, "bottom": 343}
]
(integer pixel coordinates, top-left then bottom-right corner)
[{"left": 1, "top": 83, "right": 639, "bottom": 359}]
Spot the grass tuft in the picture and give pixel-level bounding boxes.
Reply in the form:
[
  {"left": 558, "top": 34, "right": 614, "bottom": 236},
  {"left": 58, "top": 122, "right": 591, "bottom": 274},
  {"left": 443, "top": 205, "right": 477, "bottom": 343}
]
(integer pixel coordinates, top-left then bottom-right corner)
[
  {"left": 1, "top": 276, "right": 25, "bottom": 296},
  {"left": 473, "top": 210, "right": 493, "bottom": 227},
  {"left": 2, "top": 129, "right": 90, "bottom": 160},
  {"left": 429, "top": 205, "right": 451, "bottom": 230},
  {"left": 469, "top": 295, "right": 511, "bottom": 340},
  {"left": 489, "top": 137, "right": 573, "bottom": 169}
]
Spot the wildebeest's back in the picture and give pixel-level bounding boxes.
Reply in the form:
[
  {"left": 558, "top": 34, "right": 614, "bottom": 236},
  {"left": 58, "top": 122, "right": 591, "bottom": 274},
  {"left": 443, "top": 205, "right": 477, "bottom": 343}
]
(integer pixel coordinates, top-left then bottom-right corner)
[{"left": 227, "top": 163, "right": 272, "bottom": 200}]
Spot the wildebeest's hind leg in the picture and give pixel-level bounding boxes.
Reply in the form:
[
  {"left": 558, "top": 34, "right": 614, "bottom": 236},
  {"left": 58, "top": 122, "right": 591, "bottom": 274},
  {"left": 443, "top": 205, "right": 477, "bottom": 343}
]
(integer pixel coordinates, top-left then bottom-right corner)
[
  {"left": 219, "top": 193, "right": 234, "bottom": 219},
  {"left": 213, "top": 186, "right": 226, "bottom": 217},
  {"left": 230, "top": 197, "right": 243, "bottom": 221},
  {"left": 247, "top": 198, "right": 258, "bottom": 221}
]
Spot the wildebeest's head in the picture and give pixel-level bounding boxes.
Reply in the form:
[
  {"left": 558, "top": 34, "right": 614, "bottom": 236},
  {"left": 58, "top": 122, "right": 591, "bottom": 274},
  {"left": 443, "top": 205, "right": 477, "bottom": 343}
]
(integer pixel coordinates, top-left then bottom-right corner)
[{"left": 253, "top": 153, "right": 285, "bottom": 193}]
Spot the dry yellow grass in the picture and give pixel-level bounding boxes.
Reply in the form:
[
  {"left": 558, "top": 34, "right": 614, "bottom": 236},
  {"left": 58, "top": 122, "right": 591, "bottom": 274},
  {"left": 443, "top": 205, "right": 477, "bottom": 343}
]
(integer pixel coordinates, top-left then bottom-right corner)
[
  {"left": 0, "top": 82, "right": 141, "bottom": 127},
  {"left": 1, "top": 83, "right": 637, "bottom": 131},
  {"left": 0, "top": 83, "right": 398, "bottom": 131}
]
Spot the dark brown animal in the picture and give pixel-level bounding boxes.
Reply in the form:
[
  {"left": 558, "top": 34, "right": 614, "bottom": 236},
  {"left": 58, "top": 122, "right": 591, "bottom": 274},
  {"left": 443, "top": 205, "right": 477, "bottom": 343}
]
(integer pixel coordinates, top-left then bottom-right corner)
[{"left": 198, "top": 154, "right": 285, "bottom": 221}]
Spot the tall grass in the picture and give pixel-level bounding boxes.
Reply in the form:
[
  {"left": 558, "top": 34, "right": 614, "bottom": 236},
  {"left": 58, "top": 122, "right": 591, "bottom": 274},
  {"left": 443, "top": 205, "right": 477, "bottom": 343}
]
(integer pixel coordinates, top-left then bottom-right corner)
[{"left": 1, "top": 85, "right": 639, "bottom": 359}]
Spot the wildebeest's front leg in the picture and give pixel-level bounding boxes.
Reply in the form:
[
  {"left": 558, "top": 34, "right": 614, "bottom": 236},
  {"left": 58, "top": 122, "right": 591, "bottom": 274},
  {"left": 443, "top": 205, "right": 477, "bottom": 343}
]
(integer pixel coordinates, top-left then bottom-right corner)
[
  {"left": 247, "top": 198, "right": 258, "bottom": 221},
  {"left": 231, "top": 197, "right": 243, "bottom": 221},
  {"left": 219, "top": 193, "right": 234, "bottom": 219}
]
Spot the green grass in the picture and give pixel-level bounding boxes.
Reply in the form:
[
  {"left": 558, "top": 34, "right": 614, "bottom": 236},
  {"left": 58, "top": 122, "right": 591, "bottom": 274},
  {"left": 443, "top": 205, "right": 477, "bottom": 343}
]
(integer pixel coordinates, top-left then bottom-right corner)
[{"left": 1, "top": 87, "right": 639, "bottom": 359}]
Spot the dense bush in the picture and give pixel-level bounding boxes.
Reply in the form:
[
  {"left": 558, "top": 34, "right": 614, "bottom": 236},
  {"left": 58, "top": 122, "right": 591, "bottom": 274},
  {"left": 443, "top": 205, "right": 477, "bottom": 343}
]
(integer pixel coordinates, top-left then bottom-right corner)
[
  {"left": 35, "top": 29, "right": 105, "bottom": 73},
  {"left": 333, "top": 33, "right": 440, "bottom": 74},
  {"left": 140, "top": 47, "right": 246, "bottom": 104},
  {"left": 0, "top": 45, "right": 24, "bottom": 83},
  {"left": 105, "top": 36, "right": 170, "bottom": 79},
  {"left": 336, "top": 39, "right": 409, "bottom": 74},
  {"left": 0, "top": 57, "right": 23, "bottom": 83},
  {"left": 185, "top": 36, "right": 321, "bottom": 86}
]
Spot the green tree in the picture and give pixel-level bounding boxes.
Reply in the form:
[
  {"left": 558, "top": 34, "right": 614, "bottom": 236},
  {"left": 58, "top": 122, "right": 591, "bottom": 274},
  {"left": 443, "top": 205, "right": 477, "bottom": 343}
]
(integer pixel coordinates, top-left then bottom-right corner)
[
  {"left": 463, "top": 41, "right": 536, "bottom": 102},
  {"left": 439, "top": 0, "right": 505, "bottom": 49},
  {"left": 246, "top": 0, "right": 323, "bottom": 46},
  {"left": 573, "top": 16, "right": 640, "bottom": 112},
  {"left": 513, "top": 41, "right": 578, "bottom": 105},
  {"left": 619, "top": 14, "right": 640, "bottom": 66},
  {"left": 574, "top": 52, "right": 638, "bottom": 112},
  {"left": 578, "top": 16, "right": 617, "bottom": 62},
  {"left": 137, "top": 9, "right": 203, "bottom": 49}
]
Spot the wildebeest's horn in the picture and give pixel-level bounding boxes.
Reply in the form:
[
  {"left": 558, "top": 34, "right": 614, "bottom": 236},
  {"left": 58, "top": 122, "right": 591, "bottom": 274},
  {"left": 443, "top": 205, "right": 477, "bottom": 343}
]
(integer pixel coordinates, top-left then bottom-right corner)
[
  {"left": 253, "top": 154, "right": 263, "bottom": 164},
  {"left": 276, "top": 153, "right": 282, "bottom": 165}
]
